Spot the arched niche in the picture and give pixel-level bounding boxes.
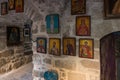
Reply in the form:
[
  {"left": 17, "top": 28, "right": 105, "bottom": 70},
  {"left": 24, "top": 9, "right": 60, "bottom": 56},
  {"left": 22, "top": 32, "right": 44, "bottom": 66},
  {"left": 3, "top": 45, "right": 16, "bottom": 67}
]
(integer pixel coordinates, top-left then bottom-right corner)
[{"left": 100, "top": 31, "right": 120, "bottom": 80}]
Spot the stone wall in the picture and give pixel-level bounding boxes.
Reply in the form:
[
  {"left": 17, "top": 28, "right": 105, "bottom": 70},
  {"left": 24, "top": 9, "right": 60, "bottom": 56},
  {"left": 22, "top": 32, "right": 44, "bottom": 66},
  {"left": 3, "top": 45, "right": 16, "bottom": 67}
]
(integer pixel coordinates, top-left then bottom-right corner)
[
  {"left": 30, "top": 0, "right": 120, "bottom": 80},
  {"left": 0, "top": 0, "right": 33, "bottom": 75},
  {"left": 0, "top": 25, "right": 32, "bottom": 74}
]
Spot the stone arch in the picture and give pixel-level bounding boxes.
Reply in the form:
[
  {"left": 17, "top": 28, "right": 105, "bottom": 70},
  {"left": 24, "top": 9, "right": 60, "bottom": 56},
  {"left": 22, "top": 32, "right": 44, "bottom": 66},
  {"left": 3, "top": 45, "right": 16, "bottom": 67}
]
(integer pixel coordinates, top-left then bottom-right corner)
[{"left": 100, "top": 31, "right": 120, "bottom": 80}]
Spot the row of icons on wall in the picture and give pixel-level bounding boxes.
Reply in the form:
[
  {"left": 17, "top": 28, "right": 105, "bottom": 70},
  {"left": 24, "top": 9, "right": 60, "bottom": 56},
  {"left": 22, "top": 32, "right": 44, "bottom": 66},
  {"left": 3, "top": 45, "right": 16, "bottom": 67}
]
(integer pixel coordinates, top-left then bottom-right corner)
[
  {"left": 6, "top": 25, "right": 93, "bottom": 60},
  {"left": 46, "top": 14, "right": 91, "bottom": 36},
  {"left": 46, "top": 0, "right": 91, "bottom": 59},
  {"left": 71, "top": 0, "right": 120, "bottom": 19},
  {"left": 1, "top": 0, "right": 119, "bottom": 18},
  {"left": 1, "top": 0, "right": 24, "bottom": 15},
  {"left": 36, "top": 37, "right": 94, "bottom": 59},
  {"left": 1, "top": 0, "right": 85, "bottom": 15}
]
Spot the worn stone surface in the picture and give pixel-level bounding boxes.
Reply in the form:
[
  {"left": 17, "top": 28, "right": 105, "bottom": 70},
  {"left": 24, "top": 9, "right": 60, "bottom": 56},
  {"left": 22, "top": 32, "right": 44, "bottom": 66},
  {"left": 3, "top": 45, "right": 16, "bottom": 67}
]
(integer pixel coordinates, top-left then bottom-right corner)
[
  {"left": 111, "top": 20, "right": 120, "bottom": 31},
  {"left": 91, "top": 0, "right": 102, "bottom": 2},
  {"left": 81, "top": 60, "right": 100, "bottom": 70},
  {"left": 0, "top": 25, "right": 32, "bottom": 74},
  {"left": 33, "top": 54, "right": 42, "bottom": 65},
  {"left": 0, "top": 49, "right": 14, "bottom": 57},
  {"left": 0, "top": 63, "right": 33, "bottom": 80},
  {"left": 33, "top": 13, "right": 43, "bottom": 22},
  {"left": 13, "top": 61, "right": 23, "bottom": 69},
  {"left": 55, "top": 60, "right": 76, "bottom": 70},
  {"left": 39, "top": 71, "right": 44, "bottom": 77},
  {"left": 0, "top": 38, "right": 6, "bottom": 51},
  {"left": 0, "top": 26, "right": 6, "bottom": 32},
  {"left": 0, "top": 0, "right": 33, "bottom": 76},
  {"left": 94, "top": 49, "right": 100, "bottom": 59},
  {"left": 24, "top": 55, "right": 33, "bottom": 64},
  {"left": 24, "top": 51, "right": 33, "bottom": 55},
  {"left": 43, "top": 58, "right": 52, "bottom": 65},
  {"left": 33, "top": 70, "right": 40, "bottom": 77},
  {"left": 0, "top": 63, "right": 13, "bottom": 74},
  {"left": 0, "top": 32, "right": 6, "bottom": 37},
  {"left": 68, "top": 72, "right": 86, "bottom": 80},
  {"left": 0, "top": 40, "right": 32, "bottom": 74},
  {"left": 32, "top": 22, "right": 39, "bottom": 34},
  {"left": 89, "top": 75, "right": 99, "bottom": 80},
  {"left": 92, "top": 20, "right": 113, "bottom": 39},
  {"left": 15, "top": 49, "right": 24, "bottom": 53},
  {"left": 94, "top": 40, "right": 99, "bottom": 48},
  {"left": 0, "top": 58, "right": 7, "bottom": 67},
  {"left": 59, "top": 69, "right": 67, "bottom": 80},
  {"left": 40, "top": 24, "right": 46, "bottom": 32}
]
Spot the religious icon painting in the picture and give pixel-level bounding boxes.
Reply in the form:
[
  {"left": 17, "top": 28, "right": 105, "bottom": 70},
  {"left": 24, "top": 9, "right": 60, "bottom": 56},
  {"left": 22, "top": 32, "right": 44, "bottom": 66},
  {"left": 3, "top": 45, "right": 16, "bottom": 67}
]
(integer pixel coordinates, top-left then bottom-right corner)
[
  {"left": 46, "top": 14, "right": 59, "bottom": 34},
  {"left": 7, "top": 27, "right": 20, "bottom": 46},
  {"left": 37, "top": 37, "right": 47, "bottom": 54},
  {"left": 104, "top": 0, "right": 120, "bottom": 19},
  {"left": 8, "top": 0, "right": 15, "bottom": 10},
  {"left": 49, "top": 38, "right": 61, "bottom": 56},
  {"left": 1, "top": 2, "right": 8, "bottom": 15},
  {"left": 15, "top": 0, "right": 24, "bottom": 13},
  {"left": 76, "top": 16, "right": 91, "bottom": 36},
  {"left": 79, "top": 38, "right": 94, "bottom": 59},
  {"left": 63, "top": 38, "right": 76, "bottom": 56},
  {"left": 71, "top": 0, "right": 86, "bottom": 15}
]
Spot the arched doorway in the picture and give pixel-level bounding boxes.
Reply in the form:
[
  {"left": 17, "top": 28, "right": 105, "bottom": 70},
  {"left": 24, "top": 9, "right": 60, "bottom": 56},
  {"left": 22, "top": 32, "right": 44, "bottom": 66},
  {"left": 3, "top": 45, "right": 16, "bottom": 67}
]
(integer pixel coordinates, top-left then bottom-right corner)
[{"left": 100, "top": 31, "right": 120, "bottom": 80}]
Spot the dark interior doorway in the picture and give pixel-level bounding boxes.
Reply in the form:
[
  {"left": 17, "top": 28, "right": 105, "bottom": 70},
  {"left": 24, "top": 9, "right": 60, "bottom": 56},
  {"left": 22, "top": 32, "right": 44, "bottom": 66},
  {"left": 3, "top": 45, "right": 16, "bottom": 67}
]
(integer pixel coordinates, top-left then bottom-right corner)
[{"left": 100, "top": 31, "right": 120, "bottom": 80}]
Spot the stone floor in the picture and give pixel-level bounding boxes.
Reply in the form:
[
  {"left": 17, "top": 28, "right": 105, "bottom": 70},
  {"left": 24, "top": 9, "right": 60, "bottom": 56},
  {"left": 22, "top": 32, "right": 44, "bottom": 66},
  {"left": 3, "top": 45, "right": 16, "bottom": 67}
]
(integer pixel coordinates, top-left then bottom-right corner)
[{"left": 0, "top": 63, "right": 33, "bottom": 80}]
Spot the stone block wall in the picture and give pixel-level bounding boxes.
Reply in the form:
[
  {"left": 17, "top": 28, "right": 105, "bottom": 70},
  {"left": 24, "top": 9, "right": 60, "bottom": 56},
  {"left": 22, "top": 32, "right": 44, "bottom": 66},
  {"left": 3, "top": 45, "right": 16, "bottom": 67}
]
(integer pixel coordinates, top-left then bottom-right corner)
[
  {"left": 0, "top": 26, "right": 32, "bottom": 74},
  {"left": 32, "top": 50, "right": 100, "bottom": 80},
  {"left": 28, "top": 0, "right": 120, "bottom": 80}
]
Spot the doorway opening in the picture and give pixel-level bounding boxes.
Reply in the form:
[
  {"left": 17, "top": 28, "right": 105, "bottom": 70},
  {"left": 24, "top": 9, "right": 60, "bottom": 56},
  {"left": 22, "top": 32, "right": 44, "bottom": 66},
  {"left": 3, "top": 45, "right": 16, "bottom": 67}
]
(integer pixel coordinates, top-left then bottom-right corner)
[{"left": 100, "top": 31, "right": 120, "bottom": 80}]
